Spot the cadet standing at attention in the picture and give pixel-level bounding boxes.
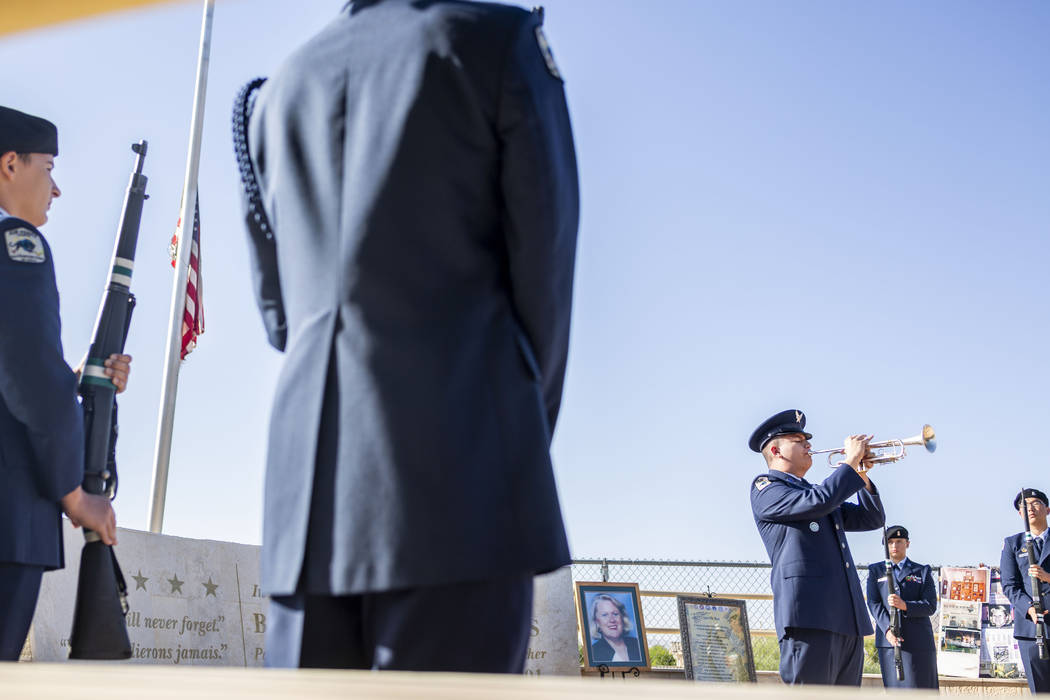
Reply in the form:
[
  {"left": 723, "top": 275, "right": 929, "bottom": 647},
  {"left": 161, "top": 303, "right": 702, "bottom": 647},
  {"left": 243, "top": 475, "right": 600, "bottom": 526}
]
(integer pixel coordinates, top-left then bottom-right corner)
[
  {"left": 0, "top": 106, "right": 129, "bottom": 660},
  {"left": 749, "top": 409, "right": 885, "bottom": 685},
  {"left": 865, "top": 525, "right": 939, "bottom": 689},
  {"left": 1001, "top": 488, "right": 1050, "bottom": 694},
  {"left": 233, "top": 0, "right": 577, "bottom": 672}
]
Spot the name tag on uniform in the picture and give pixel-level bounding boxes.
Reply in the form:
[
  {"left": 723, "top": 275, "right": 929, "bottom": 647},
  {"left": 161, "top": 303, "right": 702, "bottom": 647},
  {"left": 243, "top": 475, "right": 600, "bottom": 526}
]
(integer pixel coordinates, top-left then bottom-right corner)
[{"left": 877, "top": 576, "right": 888, "bottom": 583}]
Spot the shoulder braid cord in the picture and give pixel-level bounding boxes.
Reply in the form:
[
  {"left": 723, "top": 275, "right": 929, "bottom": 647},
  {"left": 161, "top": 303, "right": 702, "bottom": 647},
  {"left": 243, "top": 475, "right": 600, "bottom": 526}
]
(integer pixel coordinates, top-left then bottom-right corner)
[{"left": 232, "top": 77, "right": 273, "bottom": 242}]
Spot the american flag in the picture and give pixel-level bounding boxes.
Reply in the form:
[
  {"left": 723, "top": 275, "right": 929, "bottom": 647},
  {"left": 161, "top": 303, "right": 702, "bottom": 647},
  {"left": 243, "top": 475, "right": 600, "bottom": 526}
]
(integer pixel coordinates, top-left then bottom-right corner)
[{"left": 169, "top": 194, "right": 204, "bottom": 360}]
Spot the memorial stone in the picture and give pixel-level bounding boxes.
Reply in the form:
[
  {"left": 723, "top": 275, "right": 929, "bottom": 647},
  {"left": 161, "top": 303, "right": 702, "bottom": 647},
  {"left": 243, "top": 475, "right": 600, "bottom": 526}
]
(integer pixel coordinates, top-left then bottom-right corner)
[{"left": 27, "top": 521, "right": 578, "bottom": 676}]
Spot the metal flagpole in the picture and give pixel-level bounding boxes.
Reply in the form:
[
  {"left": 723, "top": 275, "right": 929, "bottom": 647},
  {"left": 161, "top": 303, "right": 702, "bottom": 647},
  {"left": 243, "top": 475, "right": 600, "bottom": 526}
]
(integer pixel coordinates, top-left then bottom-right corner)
[{"left": 148, "top": 0, "right": 215, "bottom": 533}]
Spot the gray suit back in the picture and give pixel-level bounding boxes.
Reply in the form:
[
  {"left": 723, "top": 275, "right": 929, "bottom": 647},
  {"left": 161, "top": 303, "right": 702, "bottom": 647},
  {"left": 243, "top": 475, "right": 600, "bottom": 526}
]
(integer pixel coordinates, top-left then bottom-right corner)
[{"left": 244, "top": 0, "right": 578, "bottom": 595}]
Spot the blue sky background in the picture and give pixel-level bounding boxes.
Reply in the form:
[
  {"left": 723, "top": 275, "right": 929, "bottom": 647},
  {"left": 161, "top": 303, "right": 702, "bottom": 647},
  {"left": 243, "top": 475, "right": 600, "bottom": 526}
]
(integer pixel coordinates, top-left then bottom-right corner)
[{"left": 1, "top": 0, "right": 1047, "bottom": 569}]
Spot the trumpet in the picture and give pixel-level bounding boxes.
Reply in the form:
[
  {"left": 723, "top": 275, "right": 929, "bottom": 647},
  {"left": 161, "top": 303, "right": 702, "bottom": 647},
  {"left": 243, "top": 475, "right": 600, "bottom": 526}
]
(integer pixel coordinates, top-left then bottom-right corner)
[{"left": 810, "top": 424, "right": 936, "bottom": 471}]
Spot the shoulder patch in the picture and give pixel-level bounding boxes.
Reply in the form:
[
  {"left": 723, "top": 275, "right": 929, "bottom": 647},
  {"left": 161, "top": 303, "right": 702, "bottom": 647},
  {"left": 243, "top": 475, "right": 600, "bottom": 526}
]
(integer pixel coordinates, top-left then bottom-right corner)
[
  {"left": 5, "top": 228, "right": 46, "bottom": 264},
  {"left": 534, "top": 26, "right": 562, "bottom": 80},
  {"left": 753, "top": 476, "right": 771, "bottom": 491}
]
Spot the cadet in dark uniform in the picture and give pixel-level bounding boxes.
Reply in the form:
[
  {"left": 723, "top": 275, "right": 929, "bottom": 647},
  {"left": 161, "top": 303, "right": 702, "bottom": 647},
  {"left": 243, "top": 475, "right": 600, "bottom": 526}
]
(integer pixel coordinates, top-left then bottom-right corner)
[
  {"left": 234, "top": 0, "right": 578, "bottom": 672},
  {"left": 749, "top": 409, "right": 885, "bottom": 685},
  {"left": 0, "top": 105, "right": 128, "bottom": 661},
  {"left": 1001, "top": 488, "right": 1050, "bottom": 693},
  {"left": 865, "top": 525, "right": 939, "bottom": 689}
]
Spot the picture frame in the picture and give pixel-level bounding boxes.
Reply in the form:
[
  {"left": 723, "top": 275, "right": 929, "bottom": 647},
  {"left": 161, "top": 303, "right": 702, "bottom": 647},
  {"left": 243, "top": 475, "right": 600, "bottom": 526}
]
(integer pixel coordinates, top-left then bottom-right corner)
[
  {"left": 575, "top": 581, "right": 650, "bottom": 670},
  {"left": 676, "top": 595, "right": 756, "bottom": 682}
]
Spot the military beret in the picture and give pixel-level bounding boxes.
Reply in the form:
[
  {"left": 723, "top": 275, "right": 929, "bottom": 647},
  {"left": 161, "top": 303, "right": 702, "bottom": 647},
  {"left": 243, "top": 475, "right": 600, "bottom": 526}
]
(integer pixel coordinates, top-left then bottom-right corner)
[
  {"left": 884, "top": 525, "right": 909, "bottom": 542},
  {"left": 748, "top": 409, "right": 812, "bottom": 453},
  {"left": 1015, "top": 488, "right": 1049, "bottom": 510},
  {"left": 0, "top": 106, "right": 58, "bottom": 156}
]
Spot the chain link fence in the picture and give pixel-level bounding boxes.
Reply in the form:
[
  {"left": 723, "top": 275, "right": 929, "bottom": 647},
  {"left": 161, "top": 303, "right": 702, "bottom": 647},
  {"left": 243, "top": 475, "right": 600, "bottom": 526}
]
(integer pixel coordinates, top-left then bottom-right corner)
[{"left": 571, "top": 558, "right": 877, "bottom": 673}]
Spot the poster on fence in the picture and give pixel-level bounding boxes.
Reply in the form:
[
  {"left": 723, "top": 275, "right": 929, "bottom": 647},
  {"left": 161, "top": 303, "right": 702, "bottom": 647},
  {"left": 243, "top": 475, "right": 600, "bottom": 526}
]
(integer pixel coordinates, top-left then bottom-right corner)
[
  {"left": 937, "top": 567, "right": 988, "bottom": 678},
  {"left": 980, "top": 568, "right": 1025, "bottom": 679}
]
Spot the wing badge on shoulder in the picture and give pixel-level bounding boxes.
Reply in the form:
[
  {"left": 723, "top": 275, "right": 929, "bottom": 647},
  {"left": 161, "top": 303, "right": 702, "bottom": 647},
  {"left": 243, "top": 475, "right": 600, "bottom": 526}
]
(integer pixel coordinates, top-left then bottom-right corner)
[{"left": 5, "top": 228, "right": 46, "bottom": 263}]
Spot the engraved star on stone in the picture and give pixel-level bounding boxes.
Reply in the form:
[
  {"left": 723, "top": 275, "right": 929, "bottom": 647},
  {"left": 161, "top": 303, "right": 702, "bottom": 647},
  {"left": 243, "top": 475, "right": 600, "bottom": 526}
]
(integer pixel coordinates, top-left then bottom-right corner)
[
  {"left": 168, "top": 573, "right": 184, "bottom": 594},
  {"left": 132, "top": 569, "right": 149, "bottom": 591},
  {"left": 202, "top": 577, "right": 219, "bottom": 597}
]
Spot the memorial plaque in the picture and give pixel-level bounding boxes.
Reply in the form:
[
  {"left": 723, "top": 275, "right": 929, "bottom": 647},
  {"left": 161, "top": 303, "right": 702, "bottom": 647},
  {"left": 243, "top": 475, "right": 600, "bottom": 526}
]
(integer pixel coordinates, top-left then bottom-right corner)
[
  {"left": 676, "top": 596, "right": 756, "bottom": 683},
  {"left": 524, "top": 567, "right": 577, "bottom": 676},
  {"left": 27, "top": 522, "right": 576, "bottom": 676},
  {"left": 28, "top": 521, "right": 266, "bottom": 666}
]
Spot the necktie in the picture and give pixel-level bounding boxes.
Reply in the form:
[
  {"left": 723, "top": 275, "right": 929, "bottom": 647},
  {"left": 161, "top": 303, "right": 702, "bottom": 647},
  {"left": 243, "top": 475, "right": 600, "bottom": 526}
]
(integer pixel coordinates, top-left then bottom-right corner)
[{"left": 1035, "top": 536, "right": 1044, "bottom": 561}]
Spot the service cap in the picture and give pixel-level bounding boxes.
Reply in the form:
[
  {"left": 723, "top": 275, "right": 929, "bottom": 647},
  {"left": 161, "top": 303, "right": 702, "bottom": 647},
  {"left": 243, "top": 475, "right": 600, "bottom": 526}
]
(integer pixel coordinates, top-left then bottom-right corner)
[
  {"left": 0, "top": 106, "right": 58, "bottom": 156},
  {"left": 1015, "top": 488, "right": 1049, "bottom": 510},
  {"left": 748, "top": 409, "right": 812, "bottom": 453},
  {"left": 884, "top": 525, "right": 909, "bottom": 542}
]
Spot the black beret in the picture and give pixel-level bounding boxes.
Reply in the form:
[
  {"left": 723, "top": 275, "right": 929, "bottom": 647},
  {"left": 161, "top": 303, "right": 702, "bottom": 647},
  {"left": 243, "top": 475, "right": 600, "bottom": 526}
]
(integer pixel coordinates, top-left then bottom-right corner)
[
  {"left": 884, "top": 525, "right": 909, "bottom": 542},
  {"left": 1015, "top": 489, "right": 1049, "bottom": 510},
  {"left": 0, "top": 106, "right": 58, "bottom": 156},
  {"left": 748, "top": 409, "right": 812, "bottom": 453}
]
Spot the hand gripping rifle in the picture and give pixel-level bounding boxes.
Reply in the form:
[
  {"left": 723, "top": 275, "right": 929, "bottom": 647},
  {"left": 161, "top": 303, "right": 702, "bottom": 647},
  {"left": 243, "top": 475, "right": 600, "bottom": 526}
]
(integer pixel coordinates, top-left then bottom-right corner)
[
  {"left": 1022, "top": 487, "right": 1049, "bottom": 660},
  {"left": 883, "top": 526, "right": 905, "bottom": 681},
  {"left": 68, "top": 141, "right": 149, "bottom": 660}
]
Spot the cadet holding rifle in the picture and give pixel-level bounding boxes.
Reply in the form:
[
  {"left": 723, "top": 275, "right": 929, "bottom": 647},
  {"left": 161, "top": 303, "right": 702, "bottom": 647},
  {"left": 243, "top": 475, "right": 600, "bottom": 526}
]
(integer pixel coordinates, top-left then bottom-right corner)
[
  {"left": 1001, "top": 488, "right": 1050, "bottom": 694},
  {"left": 0, "top": 106, "right": 130, "bottom": 661},
  {"left": 865, "top": 525, "right": 939, "bottom": 689}
]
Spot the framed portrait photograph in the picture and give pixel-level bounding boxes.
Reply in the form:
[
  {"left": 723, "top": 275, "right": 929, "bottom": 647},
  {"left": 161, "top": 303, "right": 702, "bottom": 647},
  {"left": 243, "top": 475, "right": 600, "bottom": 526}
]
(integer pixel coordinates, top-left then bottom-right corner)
[
  {"left": 575, "top": 582, "right": 650, "bottom": 670},
  {"left": 676, "top": 596, "right": 756, "bottom": 683}
]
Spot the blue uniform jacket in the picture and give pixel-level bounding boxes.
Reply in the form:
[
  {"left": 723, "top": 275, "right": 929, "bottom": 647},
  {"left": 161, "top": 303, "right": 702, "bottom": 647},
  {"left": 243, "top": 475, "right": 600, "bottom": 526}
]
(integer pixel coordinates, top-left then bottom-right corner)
[
  {"left": 751, "top": 467, "right": 885, "bottom": 639},
  {"left": 1000, "top": 532, "right": 1050, "bottom": 640},
  {"left": 0, "top": 216, "right": 83, "bottom": 569},
  {"left": 865, "top": 558, "right": 938, "bottom": 650},
  {"left": 243, "top": 0, "right": 578, "bottom": 595}
]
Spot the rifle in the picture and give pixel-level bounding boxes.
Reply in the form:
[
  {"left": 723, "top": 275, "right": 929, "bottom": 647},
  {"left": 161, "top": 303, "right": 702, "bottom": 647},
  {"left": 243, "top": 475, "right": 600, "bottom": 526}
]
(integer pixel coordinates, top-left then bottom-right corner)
[
  {"left": 1021, "top": 487, "right": 1049, "bottom": 660},
  {"left": 68, "top": 141, "right": 149, "bottom": 660},
  {"left": 883, "top": 526, "right": 905, "bottom": 681}
]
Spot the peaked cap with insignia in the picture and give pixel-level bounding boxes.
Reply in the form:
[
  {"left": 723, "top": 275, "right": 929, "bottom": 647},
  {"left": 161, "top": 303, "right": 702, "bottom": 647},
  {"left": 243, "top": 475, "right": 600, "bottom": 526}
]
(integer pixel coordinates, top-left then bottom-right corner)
[
  {"left": 748, "top": 409, "right": 812, "bottom": 453},
  {"left": 1015, "top": 488, "right": 1049, "bottom": 510},
  {"left": 883, "top": 525, "right": 909, "bottom": 542},
  {"left": 0, "top": 106, "right": 58, "bottom": 156}
]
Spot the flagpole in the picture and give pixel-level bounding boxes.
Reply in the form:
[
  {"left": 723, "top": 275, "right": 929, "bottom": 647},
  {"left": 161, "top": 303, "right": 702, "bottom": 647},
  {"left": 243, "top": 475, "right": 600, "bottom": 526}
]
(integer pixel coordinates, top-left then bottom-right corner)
[{"left": 148, "top": 0, "right": 215, "bottom": 533}]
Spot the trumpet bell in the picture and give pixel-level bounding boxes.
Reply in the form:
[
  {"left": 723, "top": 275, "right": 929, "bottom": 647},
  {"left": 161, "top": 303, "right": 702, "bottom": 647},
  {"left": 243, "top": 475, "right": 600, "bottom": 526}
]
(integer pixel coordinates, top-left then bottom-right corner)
[{"left": 900, "top": 424, "right": 936, "bottom": 453}]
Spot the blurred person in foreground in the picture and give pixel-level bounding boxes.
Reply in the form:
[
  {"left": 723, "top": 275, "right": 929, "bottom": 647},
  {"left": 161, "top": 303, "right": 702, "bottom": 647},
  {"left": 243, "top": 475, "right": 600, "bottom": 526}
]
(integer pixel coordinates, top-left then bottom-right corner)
[
  {"left": 234, "top": 0, "right": 578, "bottom": 671},
  {"left": 0, "top": 105, "right": 129, "bottom": 661}
]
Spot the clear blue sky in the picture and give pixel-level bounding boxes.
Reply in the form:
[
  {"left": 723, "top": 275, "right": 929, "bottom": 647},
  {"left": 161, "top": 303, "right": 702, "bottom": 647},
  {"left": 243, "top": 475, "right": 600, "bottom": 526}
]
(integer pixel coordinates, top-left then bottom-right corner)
[{"left": 1, "top": 0, "right": 1047, "bottom": 569}]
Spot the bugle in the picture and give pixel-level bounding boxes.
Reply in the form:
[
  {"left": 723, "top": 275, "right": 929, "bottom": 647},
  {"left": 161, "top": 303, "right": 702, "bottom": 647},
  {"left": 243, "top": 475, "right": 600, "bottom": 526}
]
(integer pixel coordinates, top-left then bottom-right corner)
[{"left": 809, "top": 424, "right": 936, "bottom": 471}]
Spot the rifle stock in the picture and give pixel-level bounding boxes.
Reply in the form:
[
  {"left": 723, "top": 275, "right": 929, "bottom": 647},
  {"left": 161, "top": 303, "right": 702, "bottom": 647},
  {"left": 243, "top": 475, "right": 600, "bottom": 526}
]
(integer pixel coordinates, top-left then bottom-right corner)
[{"left": 68, "top": 141, "right": 149, "bottom": 660}]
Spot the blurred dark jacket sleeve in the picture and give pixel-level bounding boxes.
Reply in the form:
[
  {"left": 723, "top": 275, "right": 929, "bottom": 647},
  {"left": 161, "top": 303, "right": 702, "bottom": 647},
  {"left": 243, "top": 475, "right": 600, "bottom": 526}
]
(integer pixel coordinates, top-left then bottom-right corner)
[{"left": 497, "top": 14, "right": 579, "bottom": 433}]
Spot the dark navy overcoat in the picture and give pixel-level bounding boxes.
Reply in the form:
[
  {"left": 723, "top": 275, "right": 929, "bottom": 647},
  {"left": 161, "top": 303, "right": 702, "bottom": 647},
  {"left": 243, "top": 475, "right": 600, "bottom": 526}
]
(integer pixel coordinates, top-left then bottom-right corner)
[
  {"left": 1001, "top": 532, "right": 1050, "bottom": 640},
  {"left": 751, "top": 467, "right": 885, "bottom": 639},
  {"left": 242, "top": 0, "right": 579, "bottom": 596},
  {"left": 0, "top": 215, "right": 83, "bottom": 569}
]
